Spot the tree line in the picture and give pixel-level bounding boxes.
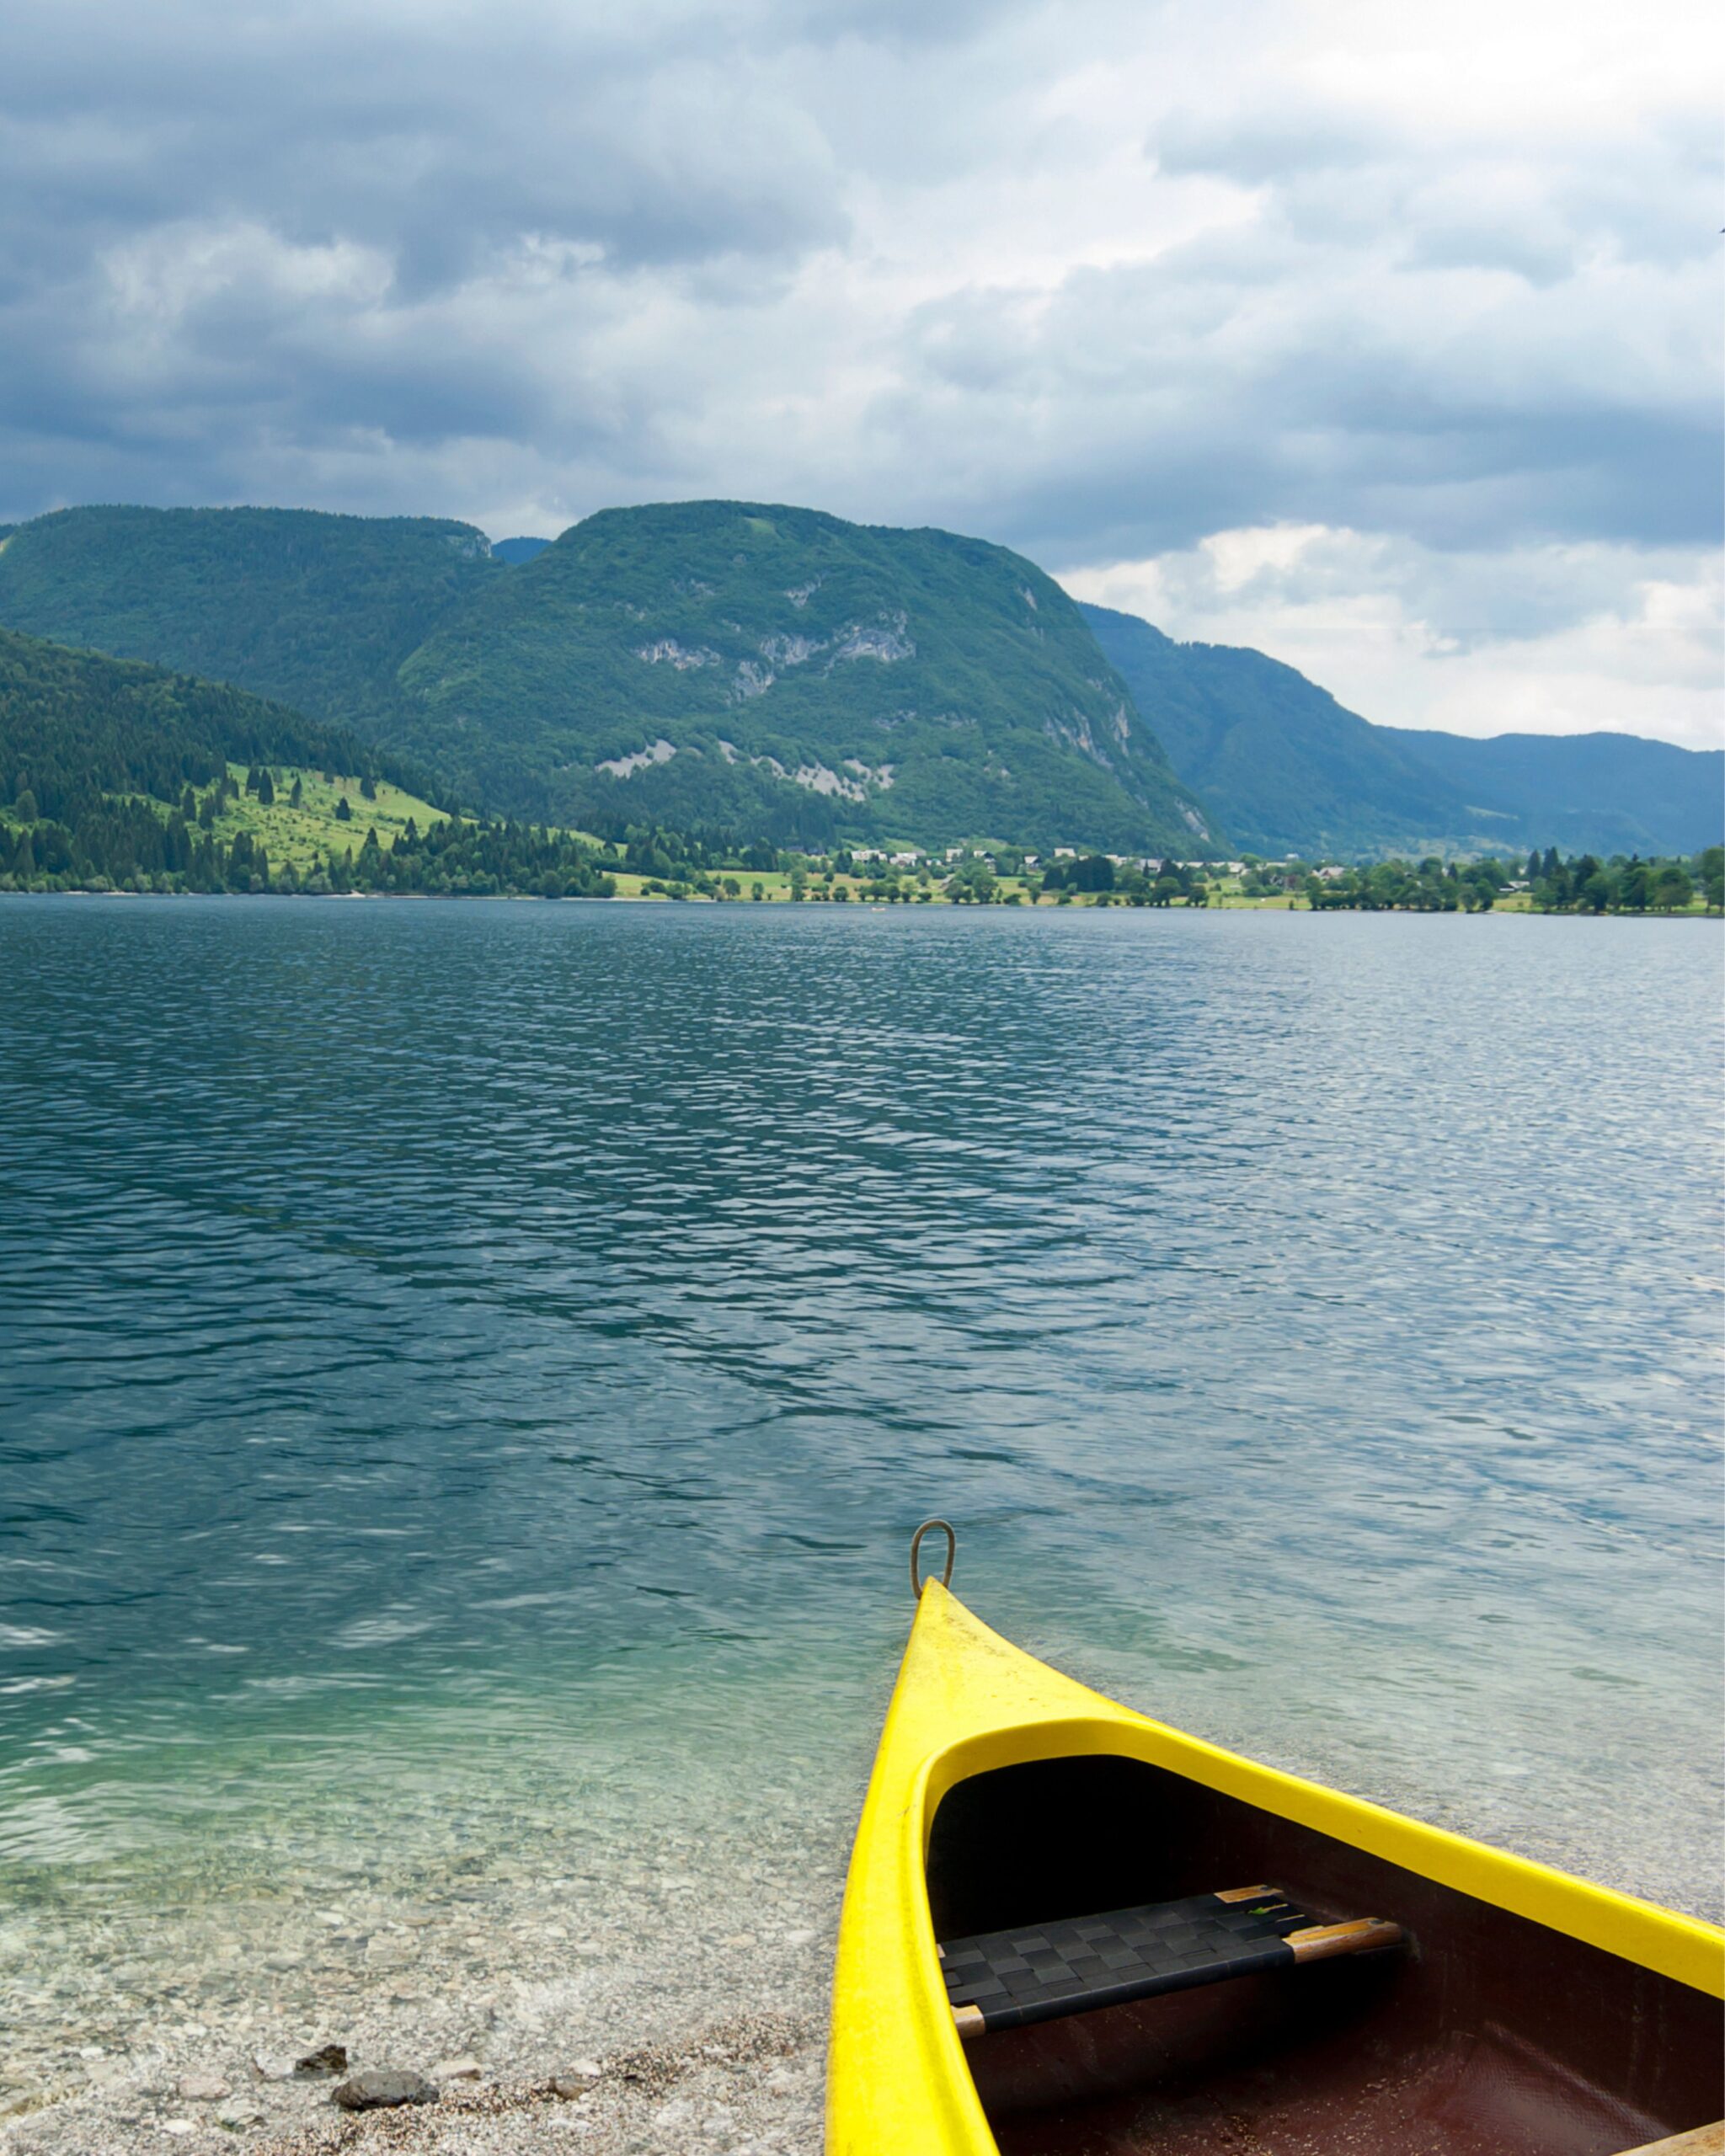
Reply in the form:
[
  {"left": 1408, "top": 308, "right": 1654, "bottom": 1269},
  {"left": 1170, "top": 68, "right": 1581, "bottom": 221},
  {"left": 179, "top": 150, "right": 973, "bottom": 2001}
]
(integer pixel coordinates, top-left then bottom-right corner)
[
  {"left": 0, "top": 802, "right": 622, "bottom": 899},
  {"left": 0, "top": 626, "right": 431, "bottom": 830},
  {"left": 1306, "top": 849, "right": 1719, "bottom": 915}
]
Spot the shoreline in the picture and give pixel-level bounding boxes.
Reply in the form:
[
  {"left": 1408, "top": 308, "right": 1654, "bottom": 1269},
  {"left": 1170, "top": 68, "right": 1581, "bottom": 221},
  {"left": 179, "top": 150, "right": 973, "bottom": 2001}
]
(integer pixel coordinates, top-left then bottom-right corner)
[
  {"left": 0, "top": 887, "right": 1719, "bottom": 919},
  {"left": 0, "top": 1848, "right": 839, "bottom": 2155},
  {"left": 3, "top": 1741, "right": 1715, "bottom": 2156}
]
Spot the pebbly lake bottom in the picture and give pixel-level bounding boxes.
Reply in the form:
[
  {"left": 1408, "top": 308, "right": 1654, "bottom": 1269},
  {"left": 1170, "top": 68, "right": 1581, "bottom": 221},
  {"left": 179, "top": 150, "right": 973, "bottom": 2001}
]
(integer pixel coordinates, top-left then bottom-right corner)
[
  {"left": 1, "top": 895, "right": 1720, "bottom": 2149},
  {"left": 2, "top": 1587, "right": 1718, "bottom": 2153},
  {"left": 0, "top": 1668, "right": 848, "bottom": 2151}
]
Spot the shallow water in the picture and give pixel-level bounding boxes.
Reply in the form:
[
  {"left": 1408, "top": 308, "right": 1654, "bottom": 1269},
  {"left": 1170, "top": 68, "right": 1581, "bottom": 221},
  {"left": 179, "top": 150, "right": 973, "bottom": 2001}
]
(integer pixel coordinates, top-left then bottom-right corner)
[{"left": 0, "top": 898, "right": 1719, "bottom": 2126}]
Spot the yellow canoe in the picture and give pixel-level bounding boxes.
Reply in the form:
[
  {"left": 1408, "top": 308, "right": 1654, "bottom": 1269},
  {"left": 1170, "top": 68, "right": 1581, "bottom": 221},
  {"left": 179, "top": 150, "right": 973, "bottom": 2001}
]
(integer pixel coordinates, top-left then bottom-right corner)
[{"left": 827, "top": 1552, "right": 1724, "bottom": 2155}]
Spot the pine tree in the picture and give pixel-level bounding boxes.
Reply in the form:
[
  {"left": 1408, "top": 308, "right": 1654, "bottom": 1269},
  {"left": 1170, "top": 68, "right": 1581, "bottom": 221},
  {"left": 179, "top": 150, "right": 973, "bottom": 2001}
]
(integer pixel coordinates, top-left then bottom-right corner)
[
  {"left": 289, "top": 776, "right": 303, "bottom": 808},
  {"left": 256, "top": 767, "right": 275, "bottom": 806},
  {"left": 334, "top": 794, "right": 352, "bottom": 822}
]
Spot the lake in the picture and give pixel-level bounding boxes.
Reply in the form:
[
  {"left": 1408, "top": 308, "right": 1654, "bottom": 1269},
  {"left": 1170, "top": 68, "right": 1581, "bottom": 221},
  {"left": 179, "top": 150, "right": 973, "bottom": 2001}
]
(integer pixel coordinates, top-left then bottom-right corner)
[{"left": 0, "top": 897, "right": 1719, "bottom": 2131}]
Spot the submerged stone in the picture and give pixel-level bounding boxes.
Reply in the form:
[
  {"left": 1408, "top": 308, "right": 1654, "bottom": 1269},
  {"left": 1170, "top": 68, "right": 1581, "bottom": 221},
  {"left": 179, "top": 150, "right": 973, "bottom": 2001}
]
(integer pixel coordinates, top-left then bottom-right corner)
[{"left": 332, "top": 2068, "right": 439, "bottom": 2110}]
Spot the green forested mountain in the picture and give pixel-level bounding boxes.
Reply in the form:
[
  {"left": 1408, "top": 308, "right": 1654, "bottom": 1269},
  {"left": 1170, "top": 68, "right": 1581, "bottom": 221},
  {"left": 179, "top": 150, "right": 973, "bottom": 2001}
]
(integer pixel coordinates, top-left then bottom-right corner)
[
  {"left": 0, "top": 625, "right": 409, "bottom": 822},
  {"left": 391, "top": 502, "right": 1213, "bottom": 849},
  {"left": 0, "top": 505, "right": 502, "bottom": 725},
  {"left": 1080, "top": 604, "right": 1471, "bottom": 856},
  {"left": 3, "top": 499, "right": 1712, "bottom": 860},
  {"left": 1081, "top": 602, "right": 1722, "bottom": 859},
  {"left": 0, "top": 501, "right": 1215, "bottom": 852},
  {"left": 1376, "top": 725, "right": 1723, "bottom": 858},
  {"left": 0, "top": 626, "right": 622, "bottom": 897}
]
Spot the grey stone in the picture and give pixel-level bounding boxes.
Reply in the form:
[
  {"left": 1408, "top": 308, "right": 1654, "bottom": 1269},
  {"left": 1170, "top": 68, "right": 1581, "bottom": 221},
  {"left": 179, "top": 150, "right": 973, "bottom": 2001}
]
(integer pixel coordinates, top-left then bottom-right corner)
[
  {"left": 331, "top": 2068, "right": 439, "bottom": 2111},
  {"left": 178, "top": 2071, "right": 232, "bottom": 2100},
  {"left": 292, "top": 2043, "right": 348, "bottom": 2079}
]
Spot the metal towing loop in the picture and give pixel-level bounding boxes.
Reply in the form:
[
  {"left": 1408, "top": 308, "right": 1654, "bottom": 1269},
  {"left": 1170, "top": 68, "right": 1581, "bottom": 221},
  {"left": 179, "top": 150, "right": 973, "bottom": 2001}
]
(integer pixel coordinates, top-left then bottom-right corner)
[{"left": 910, "top": 1518, "right": 956, "bottom": 1598}]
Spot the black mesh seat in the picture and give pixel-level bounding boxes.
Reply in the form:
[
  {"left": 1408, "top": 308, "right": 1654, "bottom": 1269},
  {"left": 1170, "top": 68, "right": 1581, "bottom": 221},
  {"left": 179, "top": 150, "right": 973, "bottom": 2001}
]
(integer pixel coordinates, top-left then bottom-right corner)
[{"left": 939, "top": 1886, "right": 1402, "bottom": 2036}]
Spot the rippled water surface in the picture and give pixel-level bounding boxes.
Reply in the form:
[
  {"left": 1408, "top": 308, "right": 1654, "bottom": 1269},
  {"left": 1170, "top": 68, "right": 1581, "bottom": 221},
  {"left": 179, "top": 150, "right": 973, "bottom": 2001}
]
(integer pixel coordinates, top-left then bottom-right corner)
[{"left": 0, "top": 897, "right": 1719, "bottom": 2113}]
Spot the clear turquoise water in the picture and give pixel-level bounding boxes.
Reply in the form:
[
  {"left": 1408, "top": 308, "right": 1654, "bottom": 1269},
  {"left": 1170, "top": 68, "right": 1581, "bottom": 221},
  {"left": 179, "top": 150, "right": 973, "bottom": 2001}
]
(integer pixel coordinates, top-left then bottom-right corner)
[{"left": 0, "top": 897, "right": 1719, "bottom": 1961}]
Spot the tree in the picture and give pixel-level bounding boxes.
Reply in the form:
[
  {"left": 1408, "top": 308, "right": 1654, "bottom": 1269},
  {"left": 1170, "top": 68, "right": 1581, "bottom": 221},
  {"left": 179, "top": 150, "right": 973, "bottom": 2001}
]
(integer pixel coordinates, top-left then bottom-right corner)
[
  {"left": 289, "top": 776, "right": 303, "bottom": 808},
  {"left": 1698, "top": 847, "right": 1723, "bottom": 911},
  {"left": 334, "top": 794, "right": 352, "bottom": 822},
  {"left": 1652, "top": 866, "right": 1694, "bottom": 913},
  {"left": 360, "top": 774, "right": 378, "bottom": 801},
  {"left": 256, "top": 767, "right": 275, "bottom": 806},
  {"left": 13, "top": 787, "right": 37, "bottom": 823}
]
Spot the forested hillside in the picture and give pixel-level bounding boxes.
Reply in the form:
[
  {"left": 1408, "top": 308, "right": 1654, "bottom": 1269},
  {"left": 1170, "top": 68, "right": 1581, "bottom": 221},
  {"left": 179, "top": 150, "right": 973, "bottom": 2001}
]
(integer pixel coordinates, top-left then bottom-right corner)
[
  {"left": 392, "top": 502, "right": 1214, "bottom": 849},
  {"left": 0, "top": 506, "right": 502, "bottom": 724},
  {"left": 1082, "top": 601, "right": 1721, "bottom": 859},
  {"left": 0, "top": 502, "right": 1217, "bottom": 853},
  {"left": 3, "top": 499, "right": 1713, "bottom": 861},
  {"left": 1378, "top": 726, "right": 1723, "bottom": 858},
  {"left": 1080, "top": 604, "right": 1476, "bottom": 856},
  {"left": 0, "top": 627, "right": 614, "bottom": 897},
  {"left": 0, "top": 627, "right": 413, "bottom": 823}
]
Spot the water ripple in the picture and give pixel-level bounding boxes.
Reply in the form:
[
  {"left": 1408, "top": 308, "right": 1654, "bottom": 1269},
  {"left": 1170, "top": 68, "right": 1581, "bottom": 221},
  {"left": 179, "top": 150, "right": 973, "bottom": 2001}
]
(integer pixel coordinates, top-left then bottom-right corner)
[{"left": 0, "top": 897, "right": 1718, "bottom": 1917}]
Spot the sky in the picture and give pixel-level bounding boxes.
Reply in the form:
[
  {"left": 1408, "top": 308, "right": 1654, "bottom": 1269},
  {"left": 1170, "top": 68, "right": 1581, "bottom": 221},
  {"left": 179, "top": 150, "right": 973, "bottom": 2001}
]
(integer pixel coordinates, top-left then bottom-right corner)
[{"left": 2, "top": 0, "right": 1719, "bottom": 746}]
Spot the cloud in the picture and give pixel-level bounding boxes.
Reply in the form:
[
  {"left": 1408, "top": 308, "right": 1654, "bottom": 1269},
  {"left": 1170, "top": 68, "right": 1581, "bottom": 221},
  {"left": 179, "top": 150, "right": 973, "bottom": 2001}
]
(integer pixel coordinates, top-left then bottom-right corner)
[
  {"left": 1062, "top": 528, "right": 1723, "bottom": 750},
  {"left": 0, "top": 0, "right": 1717, "bottom": 742}
]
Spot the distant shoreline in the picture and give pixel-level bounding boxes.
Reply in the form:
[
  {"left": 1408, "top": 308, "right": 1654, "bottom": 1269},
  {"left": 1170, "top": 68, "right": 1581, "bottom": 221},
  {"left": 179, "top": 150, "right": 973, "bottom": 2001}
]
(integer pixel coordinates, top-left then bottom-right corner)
[{"left": 1, "top": 887, "right": 1718, "bottom": 920}]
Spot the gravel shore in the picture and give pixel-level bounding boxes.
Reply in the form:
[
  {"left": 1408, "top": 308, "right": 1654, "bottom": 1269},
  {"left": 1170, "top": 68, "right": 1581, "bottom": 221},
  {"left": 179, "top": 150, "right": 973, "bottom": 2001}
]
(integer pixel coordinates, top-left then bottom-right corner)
[
  {"left": 3, "top": 1716, "right": 1713, "bottom": 2156},
  {"left": 2, "top": 2014, "right": 825, "bottom": 2156},
  {"left": 0, "top": 1786, "right": 845, "bottom": 2156}
]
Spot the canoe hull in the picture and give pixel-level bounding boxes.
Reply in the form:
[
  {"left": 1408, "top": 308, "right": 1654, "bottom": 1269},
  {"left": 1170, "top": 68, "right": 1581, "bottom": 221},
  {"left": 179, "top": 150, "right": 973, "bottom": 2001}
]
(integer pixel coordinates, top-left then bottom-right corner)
[{"left": 826, "top": 1585, "right": 1724, "bottom": 2156}]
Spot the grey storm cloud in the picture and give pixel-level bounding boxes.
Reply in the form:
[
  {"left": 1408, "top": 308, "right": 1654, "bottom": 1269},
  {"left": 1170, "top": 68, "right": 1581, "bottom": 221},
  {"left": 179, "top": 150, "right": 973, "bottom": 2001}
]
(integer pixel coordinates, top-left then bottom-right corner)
[{"left": 0, "top": 0, "right": 1717, "bottom": 620}]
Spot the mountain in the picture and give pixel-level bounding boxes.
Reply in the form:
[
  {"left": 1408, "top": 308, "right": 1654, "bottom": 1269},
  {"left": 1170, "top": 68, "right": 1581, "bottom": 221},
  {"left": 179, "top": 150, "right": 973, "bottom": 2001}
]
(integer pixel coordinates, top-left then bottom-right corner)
[
  {"left": 1081, "top": 602, "right": 1722, "bottom": 859},
  {"left": 392, "top": 502, "right": 1213, "bottom": 848},
  {"left": 0, "top": 625, "right": 625, "bottom": 900},
  {"left": 1079, "top": 604, "right": 1467, "bottom": 857},
  {"left": 0, "top": 501, "right": 1215, "bottom": 852},
  {"left": 0, "top": 505, "right": 502, "bottom": 727},
  {"left": 10, "top": 496, "right": 1706, "bottom": 861},
  {"left": 1376, "top": 727, "right": 1724, "bottom": 859},
  {"left": 0, "top": 624, "right": 412, "bottom": 822}
]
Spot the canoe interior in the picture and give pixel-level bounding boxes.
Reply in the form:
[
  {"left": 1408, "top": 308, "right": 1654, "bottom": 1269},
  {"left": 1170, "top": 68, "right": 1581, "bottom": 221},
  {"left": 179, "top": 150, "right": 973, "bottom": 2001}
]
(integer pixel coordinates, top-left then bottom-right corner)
[{"left": 927, "top": 1755, "right": 1722, "bottom": 2156}]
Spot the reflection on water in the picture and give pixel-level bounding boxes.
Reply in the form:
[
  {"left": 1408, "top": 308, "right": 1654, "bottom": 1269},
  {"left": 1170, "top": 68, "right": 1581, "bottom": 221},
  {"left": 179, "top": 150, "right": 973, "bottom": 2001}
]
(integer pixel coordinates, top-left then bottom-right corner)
[{"left": 0, "top": 898, "right": 1718, "bottom": 2100}]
